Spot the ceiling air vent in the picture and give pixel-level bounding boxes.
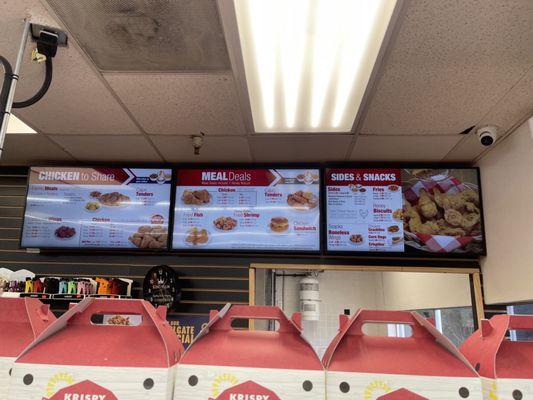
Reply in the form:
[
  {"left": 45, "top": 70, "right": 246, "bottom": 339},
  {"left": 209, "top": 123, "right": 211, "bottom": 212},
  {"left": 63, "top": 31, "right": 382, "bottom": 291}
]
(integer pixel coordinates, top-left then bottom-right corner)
[{"left": 45, "top": 0, "right": 230, "bottom": 71}]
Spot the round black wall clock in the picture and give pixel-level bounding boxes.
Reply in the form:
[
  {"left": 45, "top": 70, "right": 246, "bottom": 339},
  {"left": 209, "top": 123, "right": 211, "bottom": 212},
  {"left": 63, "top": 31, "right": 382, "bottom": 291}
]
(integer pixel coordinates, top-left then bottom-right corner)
[{"left": 143, "top": 265, "right": 181, "bottom": 310}]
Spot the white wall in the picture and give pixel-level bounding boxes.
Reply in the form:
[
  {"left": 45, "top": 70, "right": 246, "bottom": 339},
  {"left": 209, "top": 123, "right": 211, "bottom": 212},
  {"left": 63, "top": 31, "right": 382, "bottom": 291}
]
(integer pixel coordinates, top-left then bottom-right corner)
[
  {"left": 381, "top": 272, "right": 471, "bottom": 310},
  {"left": 276, "top": 270, "right": 384, "bottom": 357},
  {"left": 478, "top": 119, "right": 533, "bottom": 304},
  {"left": 271, "top": 269, "right": 471, "bottom": 356}
]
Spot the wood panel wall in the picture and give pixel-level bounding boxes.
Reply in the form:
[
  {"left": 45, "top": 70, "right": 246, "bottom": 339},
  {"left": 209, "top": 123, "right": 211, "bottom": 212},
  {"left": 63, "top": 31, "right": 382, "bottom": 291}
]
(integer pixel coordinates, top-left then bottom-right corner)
[{"left": 0, "top": 167, "right": 249, "bottom": 316}]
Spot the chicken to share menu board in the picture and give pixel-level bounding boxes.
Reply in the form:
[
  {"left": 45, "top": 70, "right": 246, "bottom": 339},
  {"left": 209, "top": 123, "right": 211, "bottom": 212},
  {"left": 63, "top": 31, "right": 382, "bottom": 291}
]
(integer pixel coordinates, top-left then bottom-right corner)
[
  {"left": 326, "top": 168, "right": 485, "bottom": 256},
  {"left": 21, "top": 167, "right": 172, "bottom": 249},
  {"left": 173, "top": 168, "right": 320, "bottom": 251}
]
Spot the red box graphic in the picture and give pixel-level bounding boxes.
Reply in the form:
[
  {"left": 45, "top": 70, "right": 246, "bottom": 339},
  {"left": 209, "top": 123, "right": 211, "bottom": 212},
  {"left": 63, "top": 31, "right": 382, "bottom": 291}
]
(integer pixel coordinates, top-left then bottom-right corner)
[
  {"left": 8, "top": 298, "right": 184, "bottom": 400},
  {"left": 174, "top": 304, "right": 325, "bottom": 400},
  {"left": 323, "top": 309, "right": 482, "bottom": 399},
  {"left": 461, "top": 314, "right": 533, "bottom": 399},
  {"left": 0, "top": 298, "right": 56, "bottom": 400}
]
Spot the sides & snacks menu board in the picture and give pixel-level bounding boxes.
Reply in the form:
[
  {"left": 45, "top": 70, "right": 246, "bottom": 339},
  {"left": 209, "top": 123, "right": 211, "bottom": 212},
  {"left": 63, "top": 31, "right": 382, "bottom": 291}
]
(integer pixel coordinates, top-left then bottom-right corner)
[
  {"left": 326, "top": 167, "right": 485, "bottom": 256},
  {"left": 21, "top": 167, "right": 172, "bottom": 249},
  {"left": 326, "top": 168, "right": 404, "bottom": 253},
  {"left": 172, "top": 168, "right": 321, "bottom": 252}
]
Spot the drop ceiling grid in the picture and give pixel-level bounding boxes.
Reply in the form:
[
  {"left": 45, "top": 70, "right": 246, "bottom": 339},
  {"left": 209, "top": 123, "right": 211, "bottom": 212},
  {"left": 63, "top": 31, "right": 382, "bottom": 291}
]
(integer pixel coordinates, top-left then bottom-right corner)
[
  {"left": 43, "top": 0, "right": 231, "bottom": 72},
  {"left": 48, "top": 134, "right": 163, "bottom": 162},
  {"left": 3, "top": 0, "right": 533, "bottom": 164},
  {"left": 35, "top": 0, "right": 174, "bottom": 162},
  {"left": 0, "top": 1, "right": 144, "bottom": 137},
  {"left": 358, "top": 0, "right": 533, "bottom": 138},
  {"left": 445, "top": 62, "right": 533, "bottom": 162},
  {"left": 350, "top": 134, "right": 463, "bottom": 162},
  {"left": 103, "top": 72, "right": 248, "bottom": 136},
  {"left": 0, "top": 134, "right": 75, "bottom": 165}
]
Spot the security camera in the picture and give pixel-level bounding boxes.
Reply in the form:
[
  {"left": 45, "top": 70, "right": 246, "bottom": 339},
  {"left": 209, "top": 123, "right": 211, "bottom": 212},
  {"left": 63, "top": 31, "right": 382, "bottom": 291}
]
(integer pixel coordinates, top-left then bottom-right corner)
[{"left": 477, "top": 126, "right": 498, "bottom": 147}]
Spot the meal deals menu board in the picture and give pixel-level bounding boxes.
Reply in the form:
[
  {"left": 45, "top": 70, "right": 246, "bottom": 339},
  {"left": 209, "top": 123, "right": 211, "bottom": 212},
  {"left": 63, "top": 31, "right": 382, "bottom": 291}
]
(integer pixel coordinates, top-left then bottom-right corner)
[
  {"left": 21, "top": 167, "right": 172, "bottom": 249},
  {"left": 326, "top": 168, "right": 404, "bottom": 253},
  {"left": 173, "top": 168, "right": 320, "bottom": 251}
]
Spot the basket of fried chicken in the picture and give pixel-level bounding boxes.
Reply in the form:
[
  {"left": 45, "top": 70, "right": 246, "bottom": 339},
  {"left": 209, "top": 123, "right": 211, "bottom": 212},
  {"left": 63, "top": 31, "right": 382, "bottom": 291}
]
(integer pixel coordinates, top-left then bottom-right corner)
[{"left": 402, "top": 174, "right": 483, "bottom": 253}]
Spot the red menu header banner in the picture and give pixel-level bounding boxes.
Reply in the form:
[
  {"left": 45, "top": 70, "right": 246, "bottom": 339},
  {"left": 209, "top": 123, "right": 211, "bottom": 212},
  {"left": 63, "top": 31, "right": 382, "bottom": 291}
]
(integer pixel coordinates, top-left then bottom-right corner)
[
  {"left": 325, "top": 168, "right": 402, "bottom": 186},
  {"left": 177, "top": 169, "right": 278, "bottom": 187}
]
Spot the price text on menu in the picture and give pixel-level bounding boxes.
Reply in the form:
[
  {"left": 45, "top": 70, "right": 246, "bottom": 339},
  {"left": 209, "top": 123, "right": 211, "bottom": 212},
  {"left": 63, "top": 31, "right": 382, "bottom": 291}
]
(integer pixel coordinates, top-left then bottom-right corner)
[
  {"left": 173, "top": 169, "right": 321, "bottom": 251},
  {"left": 21, "top": 167, "right": 172, "bottom": 249},
  {"left": 326, "top": 168, "right": 405, "bottom": 252}
]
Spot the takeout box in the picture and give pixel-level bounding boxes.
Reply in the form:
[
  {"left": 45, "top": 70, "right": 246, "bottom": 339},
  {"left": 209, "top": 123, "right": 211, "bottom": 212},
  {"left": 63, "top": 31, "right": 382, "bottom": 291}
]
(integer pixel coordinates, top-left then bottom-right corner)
[
  {"left": 0, "top": 298, "right": 55, "bottom": 400},
  {"left": 461, "top": 314, "right": 533, "bottom": 399},
  {"left": 173, "top": 304, "right": 325, "bottom": 400},
  {"left": 323, "top": 309, "right": 483, "bottom": 399},
  {"left": 8, "top": 297, "right": 184, "bottom": 400}
]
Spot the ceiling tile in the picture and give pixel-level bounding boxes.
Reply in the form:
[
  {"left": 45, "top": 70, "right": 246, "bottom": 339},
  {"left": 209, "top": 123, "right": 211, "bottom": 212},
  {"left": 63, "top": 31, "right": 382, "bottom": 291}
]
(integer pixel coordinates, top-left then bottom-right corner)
[
  {"left": 0, "top": 134, "right": 74, "bottom": 165},
  {"left": 250, "top": 135, "right": 352, "bottom": 162},
  {"left": 48, "top": 135, "right": 162, "bottom": 162},
  {"left": 0, "top": 1, "right": 140, "bottom": 135},
  {"left": 150, "top": 135, "right": 252, "bottom": 162},
  {"left": 442, "top": 133, "right": 486, "bottom": 162},
  {"left": 360, "top": 0, "right": 533, "bottom": 136},
  {"left": 350, "top": 135, "right": 462, "bottom": 161},
  {"left": 445, "top": 65, "right": 533, "bottom": 162},
  {"left": 45, "top": 0, "right": 230, "bottom": 71},
  {"left": 105, "top": 73, "right": 246, "bottom": 136}
]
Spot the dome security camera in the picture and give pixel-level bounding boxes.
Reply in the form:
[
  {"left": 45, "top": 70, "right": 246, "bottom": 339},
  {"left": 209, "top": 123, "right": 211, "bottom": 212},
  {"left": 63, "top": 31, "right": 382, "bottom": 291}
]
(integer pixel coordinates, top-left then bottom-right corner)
[{"left": 477, "top": 126, "right": 498, "bottom": 147}]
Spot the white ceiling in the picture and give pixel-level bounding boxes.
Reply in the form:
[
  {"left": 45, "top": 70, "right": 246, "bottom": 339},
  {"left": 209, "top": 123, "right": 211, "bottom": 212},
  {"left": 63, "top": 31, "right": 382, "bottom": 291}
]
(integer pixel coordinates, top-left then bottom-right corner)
[{"left": 1, "top": 0, "right": 533, "bottom": 165}]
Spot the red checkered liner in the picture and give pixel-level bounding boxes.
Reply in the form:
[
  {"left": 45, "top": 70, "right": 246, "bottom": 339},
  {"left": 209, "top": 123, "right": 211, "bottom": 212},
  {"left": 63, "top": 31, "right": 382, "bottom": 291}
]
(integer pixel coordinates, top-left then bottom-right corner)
[
  {"left": 404, "top": 176, "right": 480, "bottom": 253},
  {"left": 403, "top": 176, "right": 465, "bottom": 205}
]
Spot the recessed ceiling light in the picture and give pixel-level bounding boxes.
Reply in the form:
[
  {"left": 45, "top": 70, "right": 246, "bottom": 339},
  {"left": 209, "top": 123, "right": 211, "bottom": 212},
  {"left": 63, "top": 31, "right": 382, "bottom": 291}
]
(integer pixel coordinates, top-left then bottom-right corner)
[
  {"left": 230, "top": 0, "right": 398, "bottom": 133},
  {"left": 6, "top": 114, "right": 37, "bottom": 134}
]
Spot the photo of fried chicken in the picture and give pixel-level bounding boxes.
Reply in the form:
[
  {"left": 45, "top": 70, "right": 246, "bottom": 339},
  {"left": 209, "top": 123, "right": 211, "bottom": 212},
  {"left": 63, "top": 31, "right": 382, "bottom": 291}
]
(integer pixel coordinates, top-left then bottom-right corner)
[
  {"left": 182, "top": 189, "right": 211, "bottom": 205},
  {"left": 129, "top": 226, "right": 167, "bottom": 249},
  {"left": 418, "top": 188, "right": 439, "bottom": 219},
  {"left": 406, "top": 204, "right": 440, "bottom": 235},
  {"left": 404, "top": 184, "right": 482, "bottom": 237},
  {"left": 107, "top": 315, "right": 130, "bottom": 326}
]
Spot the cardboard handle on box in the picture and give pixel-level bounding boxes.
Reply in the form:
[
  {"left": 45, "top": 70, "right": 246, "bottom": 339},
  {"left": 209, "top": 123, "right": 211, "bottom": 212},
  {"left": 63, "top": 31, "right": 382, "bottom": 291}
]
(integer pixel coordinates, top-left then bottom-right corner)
[
  {"left": 71, "top": 300, "right": 155, "bottom": 327},
  {"left": 24, "top": 298, "right": 56, "bottom": 337},
  {"left": 213, "top": 305, "right": 301, "bottom": 333},
  {"left": 507, "top": 315, "right": 533, "bottom": 330},
  {"left": 349, "top": 310, "right": 429, "bottom": 338}
]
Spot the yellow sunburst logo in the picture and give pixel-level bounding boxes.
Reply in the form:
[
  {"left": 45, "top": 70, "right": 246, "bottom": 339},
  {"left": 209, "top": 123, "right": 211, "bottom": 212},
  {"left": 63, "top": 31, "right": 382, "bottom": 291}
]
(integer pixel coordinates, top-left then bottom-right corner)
[
  {"left": 488, "top": 381, "right": 498, "bottom": 400},
  {"left": 45, "top": 372, "right": 75, "bottom": 397},
  {"left": 211, "top": 373, "right": 238, "bottom": 397},
  {"left": 363, "top": 380, "right": 392, "bottom": 400}
]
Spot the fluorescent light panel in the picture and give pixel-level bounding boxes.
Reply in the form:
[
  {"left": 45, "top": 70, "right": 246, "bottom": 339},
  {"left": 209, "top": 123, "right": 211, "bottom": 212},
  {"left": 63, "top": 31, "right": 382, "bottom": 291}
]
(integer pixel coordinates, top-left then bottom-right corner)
[
  {"left": 234, "top": 0, "right": 397, "bottom": 133},
  {"left": 7, "top": 115, "right": 37, "bottom": 134}
]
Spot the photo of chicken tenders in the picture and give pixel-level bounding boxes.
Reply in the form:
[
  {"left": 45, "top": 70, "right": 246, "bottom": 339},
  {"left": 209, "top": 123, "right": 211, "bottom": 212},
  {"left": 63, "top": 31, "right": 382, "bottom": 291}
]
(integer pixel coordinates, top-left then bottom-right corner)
[
  {"left": 402, "top": 169, "right": 484, "bottom": 254},
  {"left": 287, "top": 190, "right": 319, "bottom": 210}
]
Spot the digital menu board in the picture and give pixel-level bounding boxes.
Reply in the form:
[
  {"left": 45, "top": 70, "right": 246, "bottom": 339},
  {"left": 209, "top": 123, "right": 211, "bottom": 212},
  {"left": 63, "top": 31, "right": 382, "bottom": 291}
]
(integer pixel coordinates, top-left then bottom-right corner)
[
  {"left": 21, "top": 167, "right": 172, "bottom": 249},
  {"left": 326, "top": 168, "right": 485, "bottom": 256},
  {"left": 172, "top": 168, "right": 320, "bottom": 252}
]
